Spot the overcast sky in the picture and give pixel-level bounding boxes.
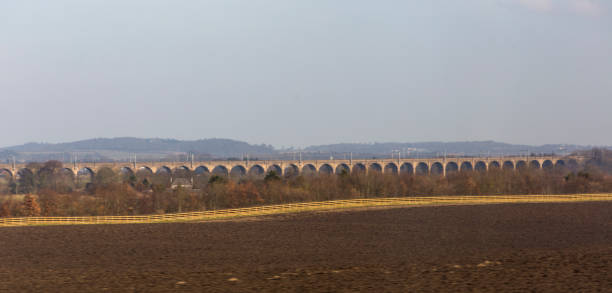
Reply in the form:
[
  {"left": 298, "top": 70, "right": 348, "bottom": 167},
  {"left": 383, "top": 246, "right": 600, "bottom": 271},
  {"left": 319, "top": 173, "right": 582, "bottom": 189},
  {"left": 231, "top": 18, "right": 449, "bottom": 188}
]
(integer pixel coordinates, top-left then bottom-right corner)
[{"left": 1, "top": 0, "right": 611, "bottom": 148}]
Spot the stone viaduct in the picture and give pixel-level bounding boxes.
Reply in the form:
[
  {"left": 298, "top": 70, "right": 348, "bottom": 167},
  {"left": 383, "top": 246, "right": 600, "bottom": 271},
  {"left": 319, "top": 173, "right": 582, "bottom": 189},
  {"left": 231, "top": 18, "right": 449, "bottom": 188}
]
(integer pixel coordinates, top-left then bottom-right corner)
[{"left": 0, "top": 155, "right": 581, "bottom": 180}]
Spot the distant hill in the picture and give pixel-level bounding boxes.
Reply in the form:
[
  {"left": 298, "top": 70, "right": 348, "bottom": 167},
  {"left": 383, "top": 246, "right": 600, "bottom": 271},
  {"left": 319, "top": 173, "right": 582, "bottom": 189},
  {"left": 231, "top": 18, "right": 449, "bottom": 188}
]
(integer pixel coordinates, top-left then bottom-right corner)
[
  {"left": 302, "top": 141, "right": 594, "bottom": 158},
  {"left": 0, "top": 138, "right": 603, "bottom": 163},
  {"left": 0, "top": 138, "right": 275, "bottom": 162}
]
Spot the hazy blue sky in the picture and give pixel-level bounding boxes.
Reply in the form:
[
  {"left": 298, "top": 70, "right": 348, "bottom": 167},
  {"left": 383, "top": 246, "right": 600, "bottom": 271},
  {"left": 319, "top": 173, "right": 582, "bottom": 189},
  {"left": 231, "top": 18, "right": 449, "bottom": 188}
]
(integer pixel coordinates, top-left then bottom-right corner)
[{"left": 1, "top": 0, "right": 611, "bottom": 148}]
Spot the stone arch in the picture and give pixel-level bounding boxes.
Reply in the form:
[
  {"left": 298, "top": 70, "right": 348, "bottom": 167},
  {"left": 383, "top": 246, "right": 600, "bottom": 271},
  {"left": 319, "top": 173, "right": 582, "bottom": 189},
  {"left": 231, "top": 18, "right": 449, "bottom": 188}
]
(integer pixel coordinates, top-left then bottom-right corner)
[
  {"left": 460, "top": 162, "right": 473, "bottom": 172},
  {"left": 567, "top": 159, "right": 579, "bottom": 170},
  {"left": 156, "top": 166, "right": 172, "bottom": 175},
  {"left": 335, "top": 163, "right": 350, "bottom": 175},
  {"left": 488, "top": 161, "right": 501, "bottom": 169},
  {"left": 400, "top": 163, "right": 414, "bottom": 174},
  {"left": 194, "top": 166, "right": 210, "bottom": 175},
  {"left": 352, "top": 163, "right": 366, "bottom": 174},
  {"left": 77, "top": 167, "right": 94, "bottom": 178},
  {"left": 516, "top": 160, "right": 527, "bottom": 171},
  {"left": 230, "top": 165, "right": 247, "bottom": 177},
  {"left": 16, "top": 168, "right": 35, "bottom": 193},
  {"left": 174, "top": 165, "right": 190, "bottom": 172},
  {"left": 445, "top": 162, "right": 459, "bottom": 174},
  {"left": 384, "top": 163, "right": 398, "bottom": 174},
  {"left": 119, "top": 167, "right": 134, "bottom": 176},
  {"left": 302, "top": 164, "right": 317, "bottom": 176},
  {"left": 529, "top": 160, "right": 541, "bottom": 169},
  {"left": 319, "top": 164, "right": 333, "bottom": 175},
  {"left": 17, "top": 168, "right": 33, "bottom": 178},
  {"left": 555, "top": 160, "right": 566, "bottom": 169},
  {"left": 368, "top": 163, "right": 382, "bottom": 173},
  {"left": 60, "top": 168, "right": 75, "bottom": 178},
  {"left": 174, "top": 166, "right": 191, "bottom": 178},
  {"left": 475, "top": 161, "right": 487, "bottom": 172},
  {"left": 0, "top": 168, "right": 13, "bottom": 180},
  {"left": 137, "top": 166, "right": 153, "bottom": 175},
  {"left": 212, "top": 165, "right": 229, "bottom": 176},
  {"left": 415, "top": 162, "right": 429, "bottom": 175},
  {"left": 192, "top": 166, "right": 211, "bottom": 188},
  {"left": 267, "top": 165, "right": 282, "bottom": 176},
  {"left": 503, "top": 161, "right": 514, "bottom": 170},
  {"left": 542, "top": 160, "right": 554, "bottom": 170},
  {"left": 284, "top": 164, "right": 299, "bottom": 177},
  {"left": 248, "top": 165, "right": 265, "bottom": 177},
  {"left": 430, "top": 162, "right": 444, "bottom": 175}
]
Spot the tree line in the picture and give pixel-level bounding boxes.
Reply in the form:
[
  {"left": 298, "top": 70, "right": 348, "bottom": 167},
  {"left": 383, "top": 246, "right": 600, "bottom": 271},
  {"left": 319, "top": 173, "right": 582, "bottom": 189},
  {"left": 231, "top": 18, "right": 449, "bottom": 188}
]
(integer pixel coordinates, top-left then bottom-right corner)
[{"left": 1, "top": 149, "right": 612, "bottom": 217}]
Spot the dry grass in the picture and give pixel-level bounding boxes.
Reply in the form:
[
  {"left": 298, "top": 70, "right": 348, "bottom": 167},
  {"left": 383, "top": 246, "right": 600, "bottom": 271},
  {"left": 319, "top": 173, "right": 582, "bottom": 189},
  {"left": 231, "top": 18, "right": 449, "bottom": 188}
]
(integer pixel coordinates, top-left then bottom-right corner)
[{"left": 2, "top": 193, "right": 612, "bottom": 227}]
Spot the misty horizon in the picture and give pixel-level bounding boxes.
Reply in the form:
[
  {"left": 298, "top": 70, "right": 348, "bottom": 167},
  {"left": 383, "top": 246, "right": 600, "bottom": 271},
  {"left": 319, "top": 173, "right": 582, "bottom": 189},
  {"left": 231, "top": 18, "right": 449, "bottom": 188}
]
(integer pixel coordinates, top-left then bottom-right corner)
[{"left": 1, "top": 136, "right": 607, "bottom": 151}]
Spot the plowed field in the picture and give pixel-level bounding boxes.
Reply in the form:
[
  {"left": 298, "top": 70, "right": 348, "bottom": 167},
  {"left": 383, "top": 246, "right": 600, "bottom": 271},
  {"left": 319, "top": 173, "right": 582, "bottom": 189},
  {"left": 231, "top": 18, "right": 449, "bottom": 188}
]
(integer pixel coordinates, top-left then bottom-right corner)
[{"left": 1, "top": 202, "right": 611, "bottom": 292}]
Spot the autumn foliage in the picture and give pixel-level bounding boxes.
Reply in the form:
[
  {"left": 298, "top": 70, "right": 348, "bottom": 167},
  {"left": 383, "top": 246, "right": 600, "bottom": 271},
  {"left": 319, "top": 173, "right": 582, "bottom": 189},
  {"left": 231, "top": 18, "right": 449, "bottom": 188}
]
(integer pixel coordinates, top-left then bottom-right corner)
[{"left": 2, "top": 149, "right": 612, "bottom": 217}]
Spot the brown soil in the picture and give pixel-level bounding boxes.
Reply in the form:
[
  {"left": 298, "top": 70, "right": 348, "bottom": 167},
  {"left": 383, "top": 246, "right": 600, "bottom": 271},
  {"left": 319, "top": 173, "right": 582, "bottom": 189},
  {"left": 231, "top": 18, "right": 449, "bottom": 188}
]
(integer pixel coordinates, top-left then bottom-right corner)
[{"left": 1, "top": 202, "right": 611, "bottom": 292}]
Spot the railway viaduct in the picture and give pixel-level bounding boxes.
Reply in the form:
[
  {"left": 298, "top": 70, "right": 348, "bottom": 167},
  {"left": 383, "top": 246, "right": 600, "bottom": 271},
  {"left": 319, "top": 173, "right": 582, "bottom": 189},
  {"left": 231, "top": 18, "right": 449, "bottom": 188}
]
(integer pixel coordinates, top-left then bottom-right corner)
[{"left": 0, "top": 155, "right": 581, "bottom": 180}]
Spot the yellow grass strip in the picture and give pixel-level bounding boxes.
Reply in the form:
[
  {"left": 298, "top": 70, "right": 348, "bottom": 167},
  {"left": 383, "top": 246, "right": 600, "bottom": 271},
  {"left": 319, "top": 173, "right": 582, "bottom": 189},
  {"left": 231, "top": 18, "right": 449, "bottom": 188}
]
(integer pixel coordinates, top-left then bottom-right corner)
[{"left": 1, "top": 194, "right": 612, "bottom": 227}]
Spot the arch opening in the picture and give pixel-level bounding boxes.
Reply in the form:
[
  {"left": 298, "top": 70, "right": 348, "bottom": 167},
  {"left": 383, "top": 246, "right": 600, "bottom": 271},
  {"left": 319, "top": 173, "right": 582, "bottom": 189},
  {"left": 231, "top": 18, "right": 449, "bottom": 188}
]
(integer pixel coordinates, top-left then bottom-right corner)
[
  {"left": 77, "top": 167, "right": 94, "bottom": 178},
  {"left": 555, "top": 160, "right": 566, "bottom": 169},
  {"left": 248, "top": 165, "right": 265, "bottom": 177},
  {"left": 120, "top": 167, "right": 134, "bottom": 176},
  {"left": 352, "top": 163, "right": 366, "bottom": 175},
  {"left": 267, "top": 165, "right": 282, "bottom": 177},
  {"left": 319, "top": 164, "right": 333, "bottom": 175},
  {"left": 302, "top": 164, "right": 316, "bottom": 176},
  {"left": 415, "top": 162, "right": 429, "bottom": 175},
  {"left": 445, "top": 162, "right": 459, "bottom": 174},
  {"left": 542, "top": 160, "right": 554, "bottom": 170},
  {"left": 368, "top": 163, "right": 382, "bottom": 173},
  {"left": 503, "top": 161, "right": 514, "bottom": 170},
  {"left": 212, "top": 165, "right": 229, "bottom": 176},
  {"left": 384, "top": 163, "right": 398, "bottom": 174},
  {"left": 193, "top": 166, "right": 211, "bottom": 188},
  {"left": 59, "top": 168, "right": 75, "bottom": 178},
  {"left": 430, "top": 162, "right": 444, "bottom": 175},
  {"left": 136, "top": 166, "right": 153, "bottom": 175},
  {"left": 284, "top": 164, "right": 299, "bottom": 177},
  {"left": 156, "top": 166, "right": 172, "bottom": 175},
  {"left": 489, "top": 161, "right": 501, "bottom": 169},
  {"left": 230, "top": 165, "right": 247, "bottom": 178},
  {"left": 16, "top": 168, "right": 35, "bottom": 193},
  {"left": 529, "top": 160, "right": 541, "bottom": 169},
  {"left": 400, "top": 163, "right": 414, "bottom": 175},
  {"left": 516, "top": 161, "right": 527, "bottom": 171},
  {"left": 475, "top": 161, "right": 487, "bottom": 172},
  {"left": 194, "top": 166, "right": 210, "bottom": 175},
  {"left": 335, "top": 164, "right": 350, "bottom": 175},
  {"left": 174, "top": 166, "right": 191, "bottom": 178},
  {"left": 460, "top": 162, "right": 473, "bottom": 172},
  {"left": 0, "top": 168, "right": 13, "bottom": 180}
]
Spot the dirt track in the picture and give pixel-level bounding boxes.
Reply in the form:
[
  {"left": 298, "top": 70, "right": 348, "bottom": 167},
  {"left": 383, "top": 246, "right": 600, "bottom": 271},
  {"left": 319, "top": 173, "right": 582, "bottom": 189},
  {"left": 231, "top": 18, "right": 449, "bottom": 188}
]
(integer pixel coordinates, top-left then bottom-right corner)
[{"left": 1, "top": 202, "right": 611, "bottom": 292}]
